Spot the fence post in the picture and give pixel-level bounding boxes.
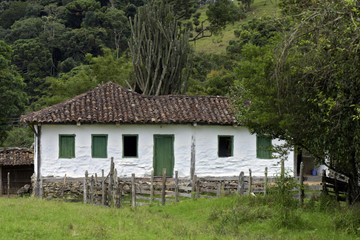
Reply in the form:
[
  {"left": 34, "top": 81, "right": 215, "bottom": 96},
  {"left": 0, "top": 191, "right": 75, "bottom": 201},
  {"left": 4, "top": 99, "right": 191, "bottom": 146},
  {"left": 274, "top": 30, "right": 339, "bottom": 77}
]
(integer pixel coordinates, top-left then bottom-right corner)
[
  {"left": 94, "top": 173, "right": 98, "bottom": 203},
  {"left": 101, "top": 169, "right": 105, "bottom": 206},
  {"left": 175, "top": 171, "right": 179, "bottom": 202},
  {"left": 322, "top": 169, "right": 327, "bottom": 195},
  {"left": 334, "top": 173, "right": 339, "bottom": 201},
  {"left": 150, "top": 170, "right": 154, "bottom": 204},
  {"left": 62, "top": 174, "right": 67, "bottom": 200},
  {"left": 192, "top": 175, "right": 197, "bottom": 200},
  {"left": 216, "top": 183, "right": 221, "bottom": 198},
  {"left": 196, "top": 175, "right": 200, "bottom": 199},
  {"left": 264, "top": 167, "right": 268, "bottom": 196},
  {"left": 238, "top": 171, "right": 244, "bottom": 195},
  {"left": 281, "top": 159, "right": 285, "bottom": 179},
  {"left": 131, "top": 173, "right": 136, "bottom": 208},
  {"left": 113, "top": 169, "right": 117, "bottom": 208},
  {"left": 90, "top": 175, "right": 94, "bottom": 204},
  {"left": 0, "top": 166, "right": 2, "bottom": 197},
  {"left": 162, "top": 168, "right": 166, "bottom": 206},
  {"left": 249, "top": 169, "right": 252, "bottom": 195},
  {"left": 84, "top": 170, "right": 88, "bottom": 204},
  {"left": 7, "top": 172, "right": 10, "bottom": 198},
  {"left": 299, "top": 162, "right": 304, "bottom": 206},
  {"left": 108, "top": 157, "right": 114, "bottom": 207}
]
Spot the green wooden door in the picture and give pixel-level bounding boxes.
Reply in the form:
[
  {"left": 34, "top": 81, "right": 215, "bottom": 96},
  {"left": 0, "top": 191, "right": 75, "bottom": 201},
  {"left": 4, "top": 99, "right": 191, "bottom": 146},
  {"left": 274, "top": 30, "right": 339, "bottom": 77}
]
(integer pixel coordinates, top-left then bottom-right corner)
[{"left": 153, "top": 135, "right": 174, "bottom": 177}]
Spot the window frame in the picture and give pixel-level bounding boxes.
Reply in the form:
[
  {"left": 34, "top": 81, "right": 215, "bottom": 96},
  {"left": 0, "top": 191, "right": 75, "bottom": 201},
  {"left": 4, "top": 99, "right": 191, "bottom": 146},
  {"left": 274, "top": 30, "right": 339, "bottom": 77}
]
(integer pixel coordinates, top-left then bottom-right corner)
[
  {"left": 256, "top": 135, "right": 272, "bottom": 159},
  {"left": 91, "top": 134, "right": 108, "bottom": 158},
  {"left": 218, "top": 135, "right": 234, "bottom": 158},
  {"left": 59, "top": 134, "right": 76, "bottom": 159},
  {"left": 122, "top": 134, "right": 139, "bottom": 158}
]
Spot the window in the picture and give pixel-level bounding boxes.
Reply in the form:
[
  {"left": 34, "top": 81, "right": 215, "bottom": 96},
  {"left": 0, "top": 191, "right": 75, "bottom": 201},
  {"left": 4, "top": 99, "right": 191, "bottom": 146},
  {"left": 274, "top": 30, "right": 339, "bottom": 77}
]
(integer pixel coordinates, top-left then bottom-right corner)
[
  {"left": 256, "top": 136, "right": 272, "bottom": 159},
  {"left": 218, "top": 136, "right": 233, "bottom": 157},
  {"left": 92, "top": 135, "right": 108, "bottom": 158},
  {"left": 123, "top": 135, "right": 138, "bottom": 157},
  {"left": 59, "top": 135, "right": 75, "bottom": 158}
]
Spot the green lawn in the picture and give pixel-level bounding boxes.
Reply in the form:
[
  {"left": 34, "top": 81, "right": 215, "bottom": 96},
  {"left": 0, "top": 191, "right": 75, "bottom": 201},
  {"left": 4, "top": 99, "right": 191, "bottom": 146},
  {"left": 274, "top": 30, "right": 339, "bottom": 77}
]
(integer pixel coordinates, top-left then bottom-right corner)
[
  {"left": 192, "top": 0, "right": 278, "bottom": 55},
  {"left": 0, "top": 196, "right": 359, "bottom": 239}
]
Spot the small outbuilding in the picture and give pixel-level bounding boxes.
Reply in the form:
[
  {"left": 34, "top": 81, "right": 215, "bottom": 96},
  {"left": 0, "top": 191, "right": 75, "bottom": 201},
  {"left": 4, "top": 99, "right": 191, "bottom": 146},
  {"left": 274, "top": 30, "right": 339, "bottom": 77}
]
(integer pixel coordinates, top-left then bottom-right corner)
[{"left": 0, "top": 147, "right": 34, "bottom": 194}]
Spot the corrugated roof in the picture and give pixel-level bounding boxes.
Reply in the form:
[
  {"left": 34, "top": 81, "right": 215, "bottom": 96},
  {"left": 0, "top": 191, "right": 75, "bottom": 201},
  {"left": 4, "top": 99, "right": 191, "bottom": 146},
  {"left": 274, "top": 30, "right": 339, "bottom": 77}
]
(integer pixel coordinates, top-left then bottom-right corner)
[
  {"left": 21, "top": 82, "right": 237, "bottom": 125},
  {"left": 0, "top": 147, "right": 34, "bottom": 166}
]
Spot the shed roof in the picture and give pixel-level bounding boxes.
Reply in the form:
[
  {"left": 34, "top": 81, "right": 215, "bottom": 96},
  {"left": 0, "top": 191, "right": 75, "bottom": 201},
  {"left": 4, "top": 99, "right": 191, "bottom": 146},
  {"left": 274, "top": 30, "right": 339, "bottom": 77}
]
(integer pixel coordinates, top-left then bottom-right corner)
[
  {"left": 0, "top": 147, "right": 34, "bottom": 166},
  {"left": 21, "top": 82, "right": 237, "bottom": 125}
]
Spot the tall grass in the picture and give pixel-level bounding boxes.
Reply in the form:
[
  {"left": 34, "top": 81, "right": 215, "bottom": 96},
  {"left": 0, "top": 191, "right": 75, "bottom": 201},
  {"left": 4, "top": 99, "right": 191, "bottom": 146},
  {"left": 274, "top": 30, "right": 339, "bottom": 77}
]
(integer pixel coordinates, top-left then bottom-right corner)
[{"left": 0, "top": 195, "right": 359, "bottom": 239}]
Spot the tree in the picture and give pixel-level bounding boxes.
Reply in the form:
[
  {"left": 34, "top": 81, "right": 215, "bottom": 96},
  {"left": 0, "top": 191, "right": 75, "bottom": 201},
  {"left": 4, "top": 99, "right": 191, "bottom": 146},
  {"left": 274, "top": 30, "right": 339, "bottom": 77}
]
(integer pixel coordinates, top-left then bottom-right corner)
[
  {"left": 235, "top": 0, "right": 360, "bottom": 203},
  {"left": 0, "top": 40, "right": 27, "bottom": 145},
  {"left": 128, "top": 2, "right": 191, "bottom": 95},
  {"left": 100, "top": 8, "right": 130, "bottom": 58},
  {"left": 192, "top": 0, "right": 244, "bottom": 41},
  {"left": 227, "top": 17, "right": 288, "bottom": 59},
  {"left": 12, "top": 38, "right": 53, "bottom": 103},
  {"left": 0, "top": 1, "right": 28, "bottom": 29},
  {"left": 37, "top": 49, "right": 132, "bottom": 108}
]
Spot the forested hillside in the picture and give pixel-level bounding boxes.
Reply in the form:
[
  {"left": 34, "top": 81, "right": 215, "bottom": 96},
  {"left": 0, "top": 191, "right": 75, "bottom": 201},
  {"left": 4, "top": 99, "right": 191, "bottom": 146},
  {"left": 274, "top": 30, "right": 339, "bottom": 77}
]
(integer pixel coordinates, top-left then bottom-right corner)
[{"left": 0, "top": 0, "right": 268, "bottom": 147}]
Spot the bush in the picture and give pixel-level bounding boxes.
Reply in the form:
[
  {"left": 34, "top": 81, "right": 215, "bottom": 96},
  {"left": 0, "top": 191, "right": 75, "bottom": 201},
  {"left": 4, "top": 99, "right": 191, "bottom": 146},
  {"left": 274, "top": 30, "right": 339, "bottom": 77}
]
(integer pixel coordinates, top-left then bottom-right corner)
[{"left": 266, "top": 170, "right": 299, "bottom": 209}]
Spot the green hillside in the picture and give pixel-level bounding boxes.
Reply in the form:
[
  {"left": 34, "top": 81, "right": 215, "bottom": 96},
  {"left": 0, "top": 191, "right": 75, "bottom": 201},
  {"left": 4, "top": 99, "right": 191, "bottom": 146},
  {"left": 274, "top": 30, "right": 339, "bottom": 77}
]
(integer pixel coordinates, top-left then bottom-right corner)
[{"left": 192, "top": 0, "right": 278, "bottom": 54}]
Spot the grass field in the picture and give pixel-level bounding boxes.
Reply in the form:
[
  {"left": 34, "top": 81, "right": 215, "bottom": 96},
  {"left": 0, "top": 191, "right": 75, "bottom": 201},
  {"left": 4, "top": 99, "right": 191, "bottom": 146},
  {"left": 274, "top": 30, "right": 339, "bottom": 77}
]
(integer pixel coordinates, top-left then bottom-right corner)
[
  {"left": 192, "top": 0, "right": 278, "bottom": 55},
  {"left": 0, "top": 195, "right": 359, "bottom": 240}
]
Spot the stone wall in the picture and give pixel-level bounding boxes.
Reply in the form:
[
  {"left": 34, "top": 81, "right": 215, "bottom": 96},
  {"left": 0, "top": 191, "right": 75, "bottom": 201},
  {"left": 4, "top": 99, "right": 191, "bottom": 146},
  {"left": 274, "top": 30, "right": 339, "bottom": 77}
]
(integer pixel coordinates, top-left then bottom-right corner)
[{"left": 41, "top": 178, "right": 84, "bottom": 200}]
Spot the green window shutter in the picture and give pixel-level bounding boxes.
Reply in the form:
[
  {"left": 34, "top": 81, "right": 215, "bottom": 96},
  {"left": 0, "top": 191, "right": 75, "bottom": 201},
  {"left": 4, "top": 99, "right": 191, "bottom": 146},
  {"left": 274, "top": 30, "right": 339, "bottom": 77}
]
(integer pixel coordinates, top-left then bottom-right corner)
[
  {"left": 92, "top": 135, "right": 108, "bottom": 158},
  {"left": 256, "top": 136, "right": 272, "bottom": 159},
  {"left": 59, "top": 135, "right": 75, "bottom": 158}
]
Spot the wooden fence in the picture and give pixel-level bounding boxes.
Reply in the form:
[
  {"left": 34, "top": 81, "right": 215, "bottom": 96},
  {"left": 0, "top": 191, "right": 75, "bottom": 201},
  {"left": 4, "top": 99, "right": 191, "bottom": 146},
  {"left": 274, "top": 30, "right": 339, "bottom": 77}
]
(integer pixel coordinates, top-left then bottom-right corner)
[
  {"left": 80, "top": 158, "right": 333, "bottom": 208},
  {"left": 321, "top": 169, "right": 349, "bottom": 203}
]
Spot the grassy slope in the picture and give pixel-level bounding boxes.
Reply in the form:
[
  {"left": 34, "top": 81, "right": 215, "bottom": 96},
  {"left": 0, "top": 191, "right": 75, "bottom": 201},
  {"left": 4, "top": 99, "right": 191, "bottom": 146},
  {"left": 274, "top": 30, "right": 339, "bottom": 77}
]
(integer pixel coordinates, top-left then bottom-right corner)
[
  {"left": 192, "top": 0, "right": 278, "bottom": 55},
  {"left": 0, "top": 197, "right": 358, "bottom": 240}
]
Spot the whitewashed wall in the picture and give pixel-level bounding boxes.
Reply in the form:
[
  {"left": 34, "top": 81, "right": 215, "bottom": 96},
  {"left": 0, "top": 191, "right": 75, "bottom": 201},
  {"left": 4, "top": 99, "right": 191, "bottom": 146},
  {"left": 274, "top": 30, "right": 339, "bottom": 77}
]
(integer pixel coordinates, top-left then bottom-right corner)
[{"left": 36, "top": 124, "right": 294, "bottom": 178}]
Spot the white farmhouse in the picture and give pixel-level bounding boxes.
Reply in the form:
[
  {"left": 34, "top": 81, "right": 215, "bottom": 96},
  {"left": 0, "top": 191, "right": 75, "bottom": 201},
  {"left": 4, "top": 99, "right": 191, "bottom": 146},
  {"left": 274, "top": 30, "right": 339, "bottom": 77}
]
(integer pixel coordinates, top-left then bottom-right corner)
[{"left": 21, "top": 82, "right": 294, "bottom": 182}]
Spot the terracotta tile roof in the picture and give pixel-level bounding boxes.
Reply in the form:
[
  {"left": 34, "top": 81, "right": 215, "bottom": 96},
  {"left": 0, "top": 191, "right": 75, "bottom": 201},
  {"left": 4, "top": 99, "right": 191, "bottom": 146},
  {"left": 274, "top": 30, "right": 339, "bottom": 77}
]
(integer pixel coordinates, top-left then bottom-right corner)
[
  {"left": 21, "top": 82, "right": 237, "bottom": 125},
  {"left": 0, "top": 147, "right": 34, "bottom": 166}
]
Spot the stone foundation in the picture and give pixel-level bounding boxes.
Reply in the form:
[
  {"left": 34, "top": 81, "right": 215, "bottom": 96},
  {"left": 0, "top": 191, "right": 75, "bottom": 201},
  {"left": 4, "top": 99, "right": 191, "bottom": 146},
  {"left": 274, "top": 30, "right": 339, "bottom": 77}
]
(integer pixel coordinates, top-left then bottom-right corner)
[{"left": 39, "top": 178, "right": 84, "bottom": 200}]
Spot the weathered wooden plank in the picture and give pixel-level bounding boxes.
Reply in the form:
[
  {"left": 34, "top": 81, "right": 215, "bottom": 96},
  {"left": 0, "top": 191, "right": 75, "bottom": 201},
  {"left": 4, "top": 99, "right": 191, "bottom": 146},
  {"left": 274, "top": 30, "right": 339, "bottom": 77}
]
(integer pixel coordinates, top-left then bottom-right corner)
[
  {"left": 7, "top": 172, "right": 10, "bottom": 198},
  {"left": 108, "top": 158, "right": 114, "bottom": 207},
  {"left": 216, "top": 183, "right": 221, "bottom": 198},
  {"left": 304, "top": 185, "right": 323, "bottom": 191},
  {"left": 150, "top": 170, "right": 154, "bottom": 204},
  {"left": 178, "top": 192, "right": 192, "bottom": 198},
  {"left": 161, "top": 168, "right": 166, "bottom": 206},
  {"left": 101, "top": 169, "right": 105, "bottom": 206},
  {"left": 178, "top": 186, "right": 192, "bottom": 191},
  {"left": 83, "top": 171, "right": 88, "bottom": 204},
  {"left": 62, "top": 174, "right": 66, "bottom": 200},
  {"left": 248, "top": 169, "right": 252, "bottom": 195},
  {"left": 0, "top": 166, "right": 2, "bottom": 196},
  {"left": 175, "top": 171, "right": 179, "bottom": 202},
  {"left": 299, "top": 162, "right": 304, "bottom": 206},
  {"left": 264, "top": 168, "right": 268, "bottom": 196},
  {"left": 131, "top": 173, "right": 136, "bottom": 208}
]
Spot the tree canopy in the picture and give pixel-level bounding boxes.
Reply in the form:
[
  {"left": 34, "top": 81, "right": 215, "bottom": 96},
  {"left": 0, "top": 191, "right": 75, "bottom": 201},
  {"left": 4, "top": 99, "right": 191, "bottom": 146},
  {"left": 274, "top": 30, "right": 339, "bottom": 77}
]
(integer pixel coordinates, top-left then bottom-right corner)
[
  {"left": 235, "top": 0, "right": 360, "bottom": 202},
  {"left": 0, "top": 40, "right": 27, "bottom": 144}
]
